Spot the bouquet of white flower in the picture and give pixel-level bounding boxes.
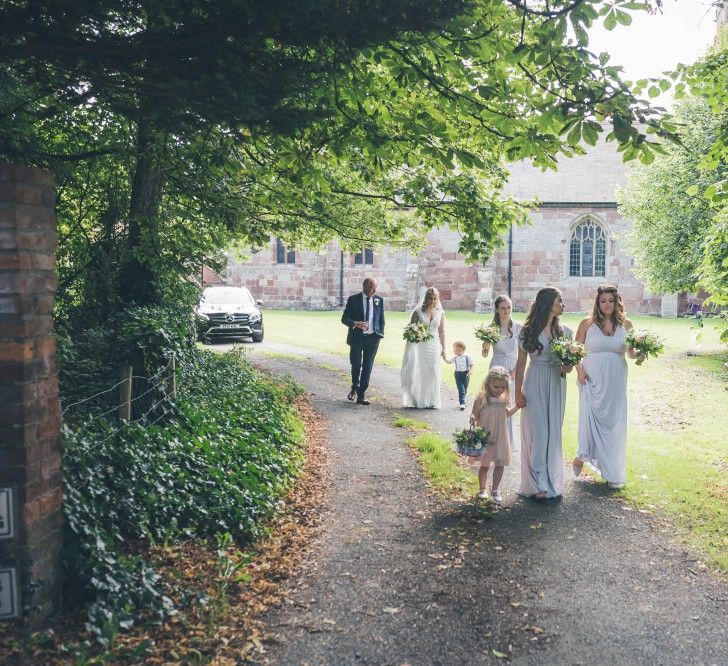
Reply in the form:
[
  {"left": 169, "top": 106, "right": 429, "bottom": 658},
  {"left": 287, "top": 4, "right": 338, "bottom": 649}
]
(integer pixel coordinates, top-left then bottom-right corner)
[
  {"left": 453, "top": 426, "right": 490, "bottom": 457},
  {"left": 403, "top": 322, "right": 433, "bottom": 343},
  {"left": 626, "top": 329, "right": 665, "bottom": 365},
  {"left": 474, "top": 324, "right": 504, "bottom": 345},
  {"left": 549, "top": 337, "right": 587, "bottom": 378}
]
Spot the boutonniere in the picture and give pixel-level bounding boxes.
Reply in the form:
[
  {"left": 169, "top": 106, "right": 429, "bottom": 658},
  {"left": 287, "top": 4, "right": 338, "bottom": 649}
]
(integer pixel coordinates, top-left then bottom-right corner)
[{"left": 374, "top": 298, "right": 381, "bottom": 307}]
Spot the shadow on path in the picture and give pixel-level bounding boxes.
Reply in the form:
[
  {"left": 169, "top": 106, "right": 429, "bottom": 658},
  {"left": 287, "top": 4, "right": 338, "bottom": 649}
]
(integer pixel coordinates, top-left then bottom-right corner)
[{"left": 223, "top": 341, "right": 727, "bottom": 665}]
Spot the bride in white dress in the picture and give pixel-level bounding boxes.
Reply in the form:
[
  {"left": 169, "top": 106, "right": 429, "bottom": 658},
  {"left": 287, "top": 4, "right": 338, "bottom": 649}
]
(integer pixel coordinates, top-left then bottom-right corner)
[{"left": 401, "top": 287, "right": 446, "bottom": 409}]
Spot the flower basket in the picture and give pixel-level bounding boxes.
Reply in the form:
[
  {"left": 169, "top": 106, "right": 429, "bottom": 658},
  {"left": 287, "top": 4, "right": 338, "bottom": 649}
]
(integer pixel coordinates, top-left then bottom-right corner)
[
  {"left": 454, "top": 426, "right": 490, "bottom": 457},
  {"left": 403, "top": 322, "right": 433, "bottom": 343},
  {"left": 474, "top": 324, "right": 504, "bottom": 344}
]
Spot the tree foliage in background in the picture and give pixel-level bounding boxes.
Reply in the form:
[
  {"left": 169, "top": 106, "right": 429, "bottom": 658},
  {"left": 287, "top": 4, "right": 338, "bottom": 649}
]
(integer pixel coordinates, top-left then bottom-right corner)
[
  {"left": 618, "top": 18, "right": 727, "bottom": 309},
  {"left": 0, "top": 0, "right": 675, "bottom": 320},
  {"left": 684, "top": 20, "right": 728, "bottom": 305},
  {"left": 617, "top": 97, "right": 724, "bottom": 294}
]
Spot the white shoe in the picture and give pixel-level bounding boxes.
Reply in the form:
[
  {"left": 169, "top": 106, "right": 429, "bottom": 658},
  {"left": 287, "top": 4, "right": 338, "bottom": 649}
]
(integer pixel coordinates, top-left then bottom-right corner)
[
  {"left": 477, "top": 490, "right": 488, "bottom": 500},
  {"left": 459, "top": 404, "right": 466, "bottom": 410},
  {"left": 491, "top": 490, "right": 503, "bottom": 504}
]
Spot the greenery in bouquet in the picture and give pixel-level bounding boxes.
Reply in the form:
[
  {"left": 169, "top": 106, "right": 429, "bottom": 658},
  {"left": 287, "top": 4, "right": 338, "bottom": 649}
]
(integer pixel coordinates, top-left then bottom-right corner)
[
  {"left": 626, "top": 329, "right": 665, "bottom": 365},
  {"left": 403, "top": 321, "right": 433, "bottom": 343},
  {"left": 549, "top": 337, "right": 587, "bottom": 378},
  {"left": 474, "top": 324, "right": 504, "bottom": 345},
  {"left": 453, "top": 426, "right": 490, "bottom": 457}
]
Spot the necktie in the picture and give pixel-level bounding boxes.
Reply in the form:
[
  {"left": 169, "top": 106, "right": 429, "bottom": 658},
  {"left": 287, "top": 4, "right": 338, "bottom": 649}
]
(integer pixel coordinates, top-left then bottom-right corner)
[{"left": 365, "top": 297, "right": 370, "bottom": 324}]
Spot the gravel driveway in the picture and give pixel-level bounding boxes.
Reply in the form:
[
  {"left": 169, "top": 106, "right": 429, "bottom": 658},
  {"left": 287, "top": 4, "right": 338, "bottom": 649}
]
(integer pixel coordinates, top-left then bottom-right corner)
[{"left": 216, "top": 340, "right": 727, "bottom": 665}]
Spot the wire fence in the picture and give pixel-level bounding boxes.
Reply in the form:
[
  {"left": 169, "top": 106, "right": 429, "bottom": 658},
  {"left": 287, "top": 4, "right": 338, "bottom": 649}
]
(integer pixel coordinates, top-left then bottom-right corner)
[{"left": 60, "top": 355, "right": 177, "bottom": 447}]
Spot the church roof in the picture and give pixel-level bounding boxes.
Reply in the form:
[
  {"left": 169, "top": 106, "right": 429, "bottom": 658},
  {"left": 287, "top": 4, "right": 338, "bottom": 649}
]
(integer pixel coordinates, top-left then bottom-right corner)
[{"left": 501, "top": 137, "right": 630, "bottom": 204}]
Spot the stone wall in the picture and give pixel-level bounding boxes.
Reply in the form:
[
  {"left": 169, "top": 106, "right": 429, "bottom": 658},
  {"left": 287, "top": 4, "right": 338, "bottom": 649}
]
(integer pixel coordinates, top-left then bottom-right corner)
[
  {"left": 0, "top": 164, "right": 63, "bottom": 622},
  {"left": 490, "top": 204, "right": 661, "bottom": 314},
  {"left": 227, "top": 229, "right": 487, "bottom": 312},
  {"left": 226, "top": 204, "right": 662, "bottom": 315}
]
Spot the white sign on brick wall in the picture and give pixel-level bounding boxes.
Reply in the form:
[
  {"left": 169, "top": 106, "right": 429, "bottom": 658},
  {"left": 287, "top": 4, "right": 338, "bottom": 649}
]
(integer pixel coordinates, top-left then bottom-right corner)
[
  {"left": 0, "top": 568, "right": 19, "bottom": 619},
  {"left": 0, "top": 488, "right": 15, "bottom": 540}
]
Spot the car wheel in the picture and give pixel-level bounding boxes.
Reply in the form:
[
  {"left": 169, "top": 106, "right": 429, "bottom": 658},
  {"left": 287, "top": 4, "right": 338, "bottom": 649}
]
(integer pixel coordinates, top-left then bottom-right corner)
[{"left": 251, "top": 326, "right": 264, "bottom": 343}]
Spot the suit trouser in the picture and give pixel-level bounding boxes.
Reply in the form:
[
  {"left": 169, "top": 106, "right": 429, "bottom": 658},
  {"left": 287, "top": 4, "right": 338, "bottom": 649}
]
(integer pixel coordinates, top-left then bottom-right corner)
[
  {"left": 349, "top": 334, "right": 381, "bottom": 396},
  {"left": 455, "top": 371, "right": 470, "bottom": 405}
]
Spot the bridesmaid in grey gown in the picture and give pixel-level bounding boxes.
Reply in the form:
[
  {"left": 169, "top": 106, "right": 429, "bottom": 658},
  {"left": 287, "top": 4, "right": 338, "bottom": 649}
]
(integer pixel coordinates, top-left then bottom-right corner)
[
  {"left": 515, "top": 288, "right": 574, "bottom": 500},
  {"left": 481, "top": 295, "right": 522, "bottom": 451},
  {"left": 573, "top": 285, "right": 639, "bottom": 488}
]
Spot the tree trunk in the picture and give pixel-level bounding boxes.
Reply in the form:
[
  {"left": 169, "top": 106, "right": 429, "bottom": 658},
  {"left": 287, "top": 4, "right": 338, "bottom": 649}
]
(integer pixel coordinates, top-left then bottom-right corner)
[{"left": 118, "top": 116, "right": 166, "bottom": 305}]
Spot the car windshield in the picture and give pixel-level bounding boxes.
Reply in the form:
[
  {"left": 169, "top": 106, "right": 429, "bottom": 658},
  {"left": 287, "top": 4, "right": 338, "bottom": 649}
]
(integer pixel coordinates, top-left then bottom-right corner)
[{"left": 202, "top": 288, "right": 254, "bottom": 305}]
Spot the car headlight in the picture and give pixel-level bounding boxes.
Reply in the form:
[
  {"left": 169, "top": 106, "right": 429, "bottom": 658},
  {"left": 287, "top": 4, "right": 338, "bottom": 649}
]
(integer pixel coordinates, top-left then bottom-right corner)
[
  {"left": 249, "top": 313, "right": 261, "bottom": 323},
  {"left": 196, "top": 312, "right": 209, "bottom": 321}
]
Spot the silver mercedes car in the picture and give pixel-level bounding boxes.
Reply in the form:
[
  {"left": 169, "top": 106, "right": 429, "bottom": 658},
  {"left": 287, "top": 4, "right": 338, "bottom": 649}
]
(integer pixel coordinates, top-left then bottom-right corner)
[{"left": 195, "top": 286, "right": 264, "bottom": 342}]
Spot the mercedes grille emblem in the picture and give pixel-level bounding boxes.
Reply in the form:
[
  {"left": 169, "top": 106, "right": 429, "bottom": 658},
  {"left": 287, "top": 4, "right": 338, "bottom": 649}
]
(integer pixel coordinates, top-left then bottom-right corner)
[{"left": 225, "top": 314, "right": 235, "bottom": 322}]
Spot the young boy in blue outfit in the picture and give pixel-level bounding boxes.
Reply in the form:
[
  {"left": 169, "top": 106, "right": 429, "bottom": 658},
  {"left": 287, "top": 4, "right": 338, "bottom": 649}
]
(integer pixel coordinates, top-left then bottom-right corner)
[{"left": 445, "top": 341, "right": 474, "bottom": 410}]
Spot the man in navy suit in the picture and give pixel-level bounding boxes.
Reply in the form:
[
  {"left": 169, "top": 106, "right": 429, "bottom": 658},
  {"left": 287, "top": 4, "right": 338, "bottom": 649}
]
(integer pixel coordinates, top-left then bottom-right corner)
[{"left": 341, "top": 277, "right": 385, "bottom": 405}]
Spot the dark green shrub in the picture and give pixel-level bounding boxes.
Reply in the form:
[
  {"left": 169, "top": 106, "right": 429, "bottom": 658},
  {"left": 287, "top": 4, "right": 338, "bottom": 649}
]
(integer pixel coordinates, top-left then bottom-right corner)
[
  {"left": 58, "top": 304, "right": 197, "bottom": 409},
  {"left": 62, "top": 348, "right": 304, "bottom": 644}
]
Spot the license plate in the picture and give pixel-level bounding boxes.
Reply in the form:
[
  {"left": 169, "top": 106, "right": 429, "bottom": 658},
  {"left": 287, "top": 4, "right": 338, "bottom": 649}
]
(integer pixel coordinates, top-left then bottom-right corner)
[{"left": 219, "top": 323, "right": 241, "bottom": 329}]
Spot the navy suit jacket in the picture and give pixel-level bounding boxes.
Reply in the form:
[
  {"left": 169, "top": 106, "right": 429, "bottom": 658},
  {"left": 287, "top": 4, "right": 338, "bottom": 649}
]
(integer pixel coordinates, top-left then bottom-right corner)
[{"left": 341, "top": 293, "right": 385, "bottom": 346}]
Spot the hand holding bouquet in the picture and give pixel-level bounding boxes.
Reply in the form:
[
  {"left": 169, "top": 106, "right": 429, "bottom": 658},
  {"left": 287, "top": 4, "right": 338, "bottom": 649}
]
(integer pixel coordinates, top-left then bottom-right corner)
[
  {"left": 626, "top": 329, "right": 664, "bottom": 365},
  {"left": 454, "top": 426, "right": 490, "bottom": 457},
  {"left": 403, "top": 322, "right": 433, "bottom": 343},
  {"left": 550, "top": 337, "right": 587, "bottom": 378},
  {"left": 474, "top": 324, "right": 504, "bottom": 345}
]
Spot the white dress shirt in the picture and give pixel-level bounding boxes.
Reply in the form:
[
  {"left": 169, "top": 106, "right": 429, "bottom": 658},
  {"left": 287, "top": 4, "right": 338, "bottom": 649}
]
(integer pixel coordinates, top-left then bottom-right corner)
[
  {"left": 362, "top": 293, "right": 374, "bottom": 334},
  {"left": 447, "top": 354, "right": 473, "bottom": 372}
]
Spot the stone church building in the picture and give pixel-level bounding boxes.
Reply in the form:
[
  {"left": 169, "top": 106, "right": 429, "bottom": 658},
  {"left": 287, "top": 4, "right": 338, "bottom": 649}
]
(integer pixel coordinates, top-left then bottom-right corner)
[{"left": 224, "top": 139, "right": 677, "bottom": 315}]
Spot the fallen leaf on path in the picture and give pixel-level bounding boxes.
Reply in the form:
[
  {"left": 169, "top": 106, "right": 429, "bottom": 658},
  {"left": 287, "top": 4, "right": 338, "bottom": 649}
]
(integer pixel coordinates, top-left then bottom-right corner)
[
  {"left": 530, "top": 523, "right": 542, "bottom": 529},
  {"left": 383, "top": 607, "right": 400, "bottom": 614},
  {"left": 492, "top": 649, "right": 509, "bottom": 658},
  {"left": 510, "top": 602, "right": 521, "bottom": 608},
  {"left": 322, "top": 619, "right": 336, "bottom": 625}
]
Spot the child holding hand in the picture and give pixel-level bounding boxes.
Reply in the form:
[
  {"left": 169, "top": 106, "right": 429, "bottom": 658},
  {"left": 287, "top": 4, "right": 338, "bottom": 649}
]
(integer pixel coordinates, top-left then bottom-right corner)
[
  {"left": 445, "top": 341, "right": 474, "bottom": 410},
  {"left": 468, "top": 366, "right": 520, "bottom": 503}
]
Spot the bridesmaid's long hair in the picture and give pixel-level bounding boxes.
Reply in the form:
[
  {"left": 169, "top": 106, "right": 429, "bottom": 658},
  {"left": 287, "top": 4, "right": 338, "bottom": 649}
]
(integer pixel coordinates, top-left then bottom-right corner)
[
  {"left": 420, "top": 287, "right": 441, "bottom": 312},
  {"left": 491, "top": 294, "right": 514, "bottom": 338},
  {"left": 519, "top": 287, "right": 563, "bottom": 354},
  {"left": 591, "top": 285, "right": 625, "bottom": 330}
]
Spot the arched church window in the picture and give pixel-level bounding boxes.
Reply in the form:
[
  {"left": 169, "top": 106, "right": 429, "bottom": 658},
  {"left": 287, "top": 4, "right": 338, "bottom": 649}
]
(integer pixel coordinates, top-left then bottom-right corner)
[{"left": 569, "top": 217, "right": 606, "bottom": 277}]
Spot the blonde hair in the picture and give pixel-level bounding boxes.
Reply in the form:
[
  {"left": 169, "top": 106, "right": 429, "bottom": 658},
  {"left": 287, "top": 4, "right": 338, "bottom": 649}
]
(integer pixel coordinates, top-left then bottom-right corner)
[
  {"left": 453, "top": 341, "right": 466, "bottom": 351},
  {"left": 480, "top": 366, "right": 511, "bottom": 403},
  {"left": 421, "top": 287, "right": 440, "bottom": 312}
]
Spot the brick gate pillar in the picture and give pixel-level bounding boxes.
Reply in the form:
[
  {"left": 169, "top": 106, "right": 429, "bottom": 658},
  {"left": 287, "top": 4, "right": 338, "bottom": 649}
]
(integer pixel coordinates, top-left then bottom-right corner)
[{"left": 0, "top": 164, "right": 62, "bottom": 622}]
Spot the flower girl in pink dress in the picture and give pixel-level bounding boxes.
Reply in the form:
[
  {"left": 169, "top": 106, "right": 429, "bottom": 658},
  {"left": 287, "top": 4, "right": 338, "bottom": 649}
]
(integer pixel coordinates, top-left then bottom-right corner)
[{"left": 468, "top": 367, "right": 520, "bottom": 504}]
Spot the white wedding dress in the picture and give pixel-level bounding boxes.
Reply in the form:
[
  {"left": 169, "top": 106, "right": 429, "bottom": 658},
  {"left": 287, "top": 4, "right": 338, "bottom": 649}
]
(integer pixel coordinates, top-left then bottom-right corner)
[{"left": 401, "top": 307, "right": 442, "bottom": 409}]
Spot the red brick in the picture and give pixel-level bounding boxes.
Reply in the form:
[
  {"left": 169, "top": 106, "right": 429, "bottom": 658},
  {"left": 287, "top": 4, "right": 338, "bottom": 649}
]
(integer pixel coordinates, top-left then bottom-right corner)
[
  {"left": 36, "top": 414, "right": 60, "bottom": 441},
  {"left": 0, "top": 229, "right": 18, "bottom": 250},
  {"left": 0, "top": 339, "right": 34, "bottom": 361},
  {"left": 0, "top": 317, "right": 48, "bottom": 338}
]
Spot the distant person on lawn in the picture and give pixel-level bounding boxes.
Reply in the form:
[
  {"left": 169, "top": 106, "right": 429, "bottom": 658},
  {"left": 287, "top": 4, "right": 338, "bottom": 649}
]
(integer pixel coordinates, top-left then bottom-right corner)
[{"left": 341, "top": 277, "right": 385, "bottom": 405}]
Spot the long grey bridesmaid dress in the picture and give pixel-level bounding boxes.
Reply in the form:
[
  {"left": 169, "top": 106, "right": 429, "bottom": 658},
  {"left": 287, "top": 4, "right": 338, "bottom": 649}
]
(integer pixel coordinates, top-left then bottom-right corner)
[{"left": 518, "top": 328, "right": 571, "bottom": 498}]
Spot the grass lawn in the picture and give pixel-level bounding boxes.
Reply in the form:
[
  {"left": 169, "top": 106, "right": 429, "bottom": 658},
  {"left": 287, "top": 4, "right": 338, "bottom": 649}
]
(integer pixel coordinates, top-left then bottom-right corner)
[{"left": 262, "top": 308, "right": 728, "bottom": 573}]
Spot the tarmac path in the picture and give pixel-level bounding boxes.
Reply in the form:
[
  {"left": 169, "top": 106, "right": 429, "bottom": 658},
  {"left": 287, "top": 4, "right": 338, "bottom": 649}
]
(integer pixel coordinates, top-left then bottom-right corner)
[{"left": 219, "top": 340, "right": 727, "bottom": 665}]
